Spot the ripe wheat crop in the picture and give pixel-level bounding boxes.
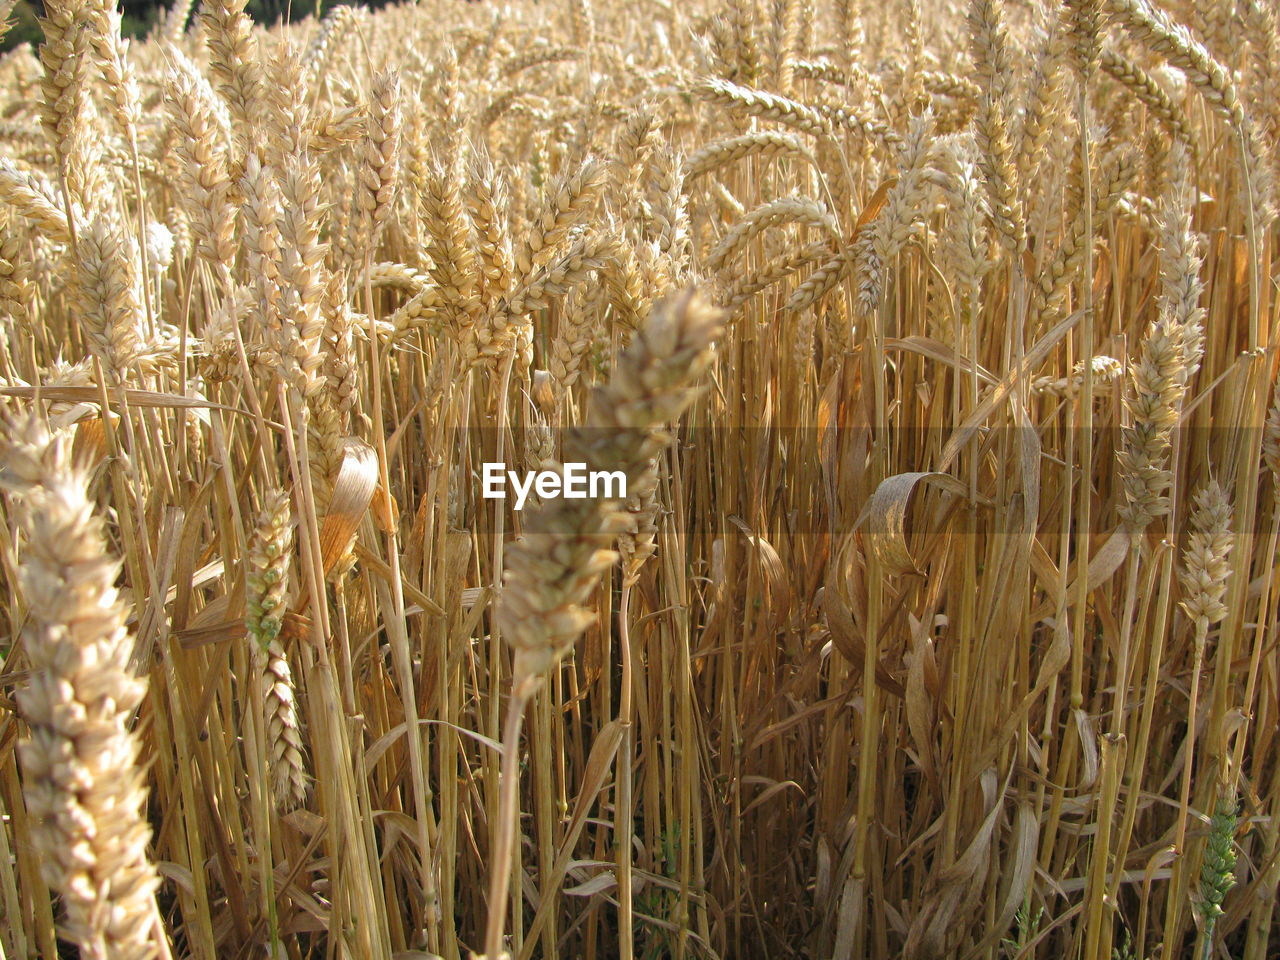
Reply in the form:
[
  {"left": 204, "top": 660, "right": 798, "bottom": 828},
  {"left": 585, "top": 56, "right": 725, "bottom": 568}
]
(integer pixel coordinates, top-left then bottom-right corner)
[{"left": 0, "top": 0, "right": 1278, "bottom": 957}]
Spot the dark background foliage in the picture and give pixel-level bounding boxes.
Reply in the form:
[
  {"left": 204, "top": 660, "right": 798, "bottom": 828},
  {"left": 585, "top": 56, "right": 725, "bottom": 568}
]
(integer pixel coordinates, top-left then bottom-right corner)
[{"left": 1, "top": 0, "right": 394, "bottom": 52}]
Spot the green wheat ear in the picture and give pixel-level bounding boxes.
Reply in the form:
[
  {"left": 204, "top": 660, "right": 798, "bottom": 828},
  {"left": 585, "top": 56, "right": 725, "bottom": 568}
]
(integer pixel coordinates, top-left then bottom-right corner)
[{"left": 1198, "top": 793, "right": 1239, "bottom": 958}]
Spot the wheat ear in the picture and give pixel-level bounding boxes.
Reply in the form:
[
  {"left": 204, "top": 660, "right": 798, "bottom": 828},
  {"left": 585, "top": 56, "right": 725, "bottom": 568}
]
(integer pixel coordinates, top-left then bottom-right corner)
[
  {"left": 75, "top": 212, "right": 142, "bottom": 386},
  {"left": 2, "top": 416, "right": 165, "bottom": 960},
  {"left": 246, "top": 489, "right": 308, "bottom": 812},
  {"left": 1173, "top": 480, "right": 1234, "bottom": 853},
  {"left": 484, "top": 290, "right": 722, "bottom": 959}
]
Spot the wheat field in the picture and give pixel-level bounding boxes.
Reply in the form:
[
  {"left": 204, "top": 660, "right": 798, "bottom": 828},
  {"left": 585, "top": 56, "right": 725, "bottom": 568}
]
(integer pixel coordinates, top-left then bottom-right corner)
[{"left": 0, "top": 0, "right": 1277, "bottom": 956}]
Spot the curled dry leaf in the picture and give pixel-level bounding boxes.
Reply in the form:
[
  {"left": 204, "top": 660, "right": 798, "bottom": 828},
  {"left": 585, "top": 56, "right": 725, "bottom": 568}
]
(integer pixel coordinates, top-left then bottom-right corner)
[{"left": 856, "top": 471, "right": 971, "bottom": 576}]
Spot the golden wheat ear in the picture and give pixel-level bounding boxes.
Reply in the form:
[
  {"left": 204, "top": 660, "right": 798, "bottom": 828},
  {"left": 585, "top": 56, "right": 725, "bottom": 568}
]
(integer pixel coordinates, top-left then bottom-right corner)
[
  {"left": 484, "top": 288, "right": 721, "bottom": 957},
  {"left": 497, "top": 287, "right": 722, "bottom": 684},
  {"left": 2, "top": 415, "right": 167, "bottom": 960}
]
